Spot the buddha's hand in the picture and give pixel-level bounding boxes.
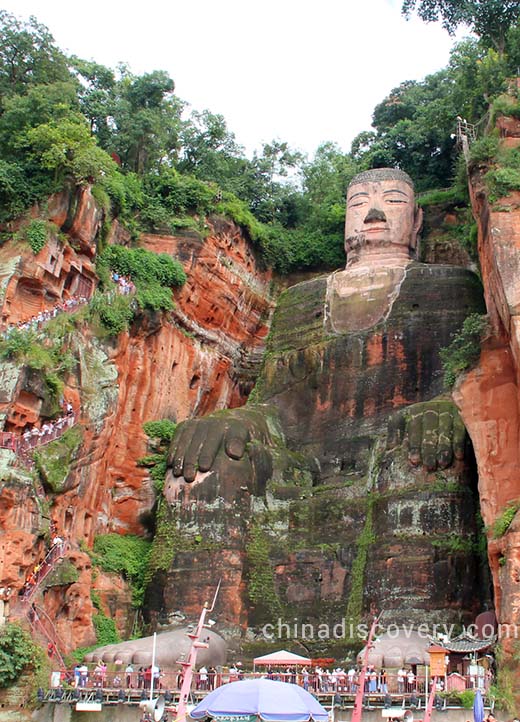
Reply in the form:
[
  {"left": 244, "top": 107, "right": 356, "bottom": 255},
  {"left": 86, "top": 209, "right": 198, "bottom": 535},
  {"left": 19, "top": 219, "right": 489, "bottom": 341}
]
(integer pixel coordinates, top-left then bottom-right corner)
[
  {"left": 166, "top": 406, "right": 278, "bottom": 496},
  {"left": 387, "top": 400, "right": 466, "bottom": 471}
]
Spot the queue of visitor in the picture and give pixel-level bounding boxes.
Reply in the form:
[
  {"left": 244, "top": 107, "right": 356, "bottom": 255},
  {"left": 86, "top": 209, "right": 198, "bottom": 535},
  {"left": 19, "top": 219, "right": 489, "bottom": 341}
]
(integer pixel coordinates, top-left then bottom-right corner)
[
  {"left": 0, "top": 403, "right": 76, "bottom": 456},
  {"left": 20, "top": 523, "right": 66, "bottom": 602},
  {"left": 1, "top": 296, "right": 88, "bottom": 337}
]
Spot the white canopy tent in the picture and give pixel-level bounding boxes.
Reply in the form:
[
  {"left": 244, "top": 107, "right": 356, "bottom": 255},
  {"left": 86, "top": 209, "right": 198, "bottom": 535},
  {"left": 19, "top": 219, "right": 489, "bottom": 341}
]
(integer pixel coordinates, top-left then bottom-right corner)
[{"left": 253, "top": 650, "right": 311, "bottom": 671}]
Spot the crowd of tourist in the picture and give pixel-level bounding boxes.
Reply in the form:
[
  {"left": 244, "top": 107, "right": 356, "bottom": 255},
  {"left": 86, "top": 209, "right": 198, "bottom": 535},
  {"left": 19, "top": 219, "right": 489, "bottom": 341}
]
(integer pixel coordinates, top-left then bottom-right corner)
[
  {"left": 72, "top": 662, "right": 166, "bottom": 690},
  {"left": 112, "top": 273, "right": 135, "bottom": 295},
  {"left": 1, "top": 296, "right": 88, "bottom": 337},
  {"left": 21, "top": 404, "right": 75, "bottom": 449},
  {"left": 0, "top": 402, "right": 76, "bottom": 457}
]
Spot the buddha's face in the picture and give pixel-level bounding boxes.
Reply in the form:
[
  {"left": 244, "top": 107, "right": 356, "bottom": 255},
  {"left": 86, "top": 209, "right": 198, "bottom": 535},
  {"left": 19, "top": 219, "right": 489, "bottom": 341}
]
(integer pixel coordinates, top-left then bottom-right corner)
[{"left": 344, "top": 177, "right": 422, "bottom": 263}]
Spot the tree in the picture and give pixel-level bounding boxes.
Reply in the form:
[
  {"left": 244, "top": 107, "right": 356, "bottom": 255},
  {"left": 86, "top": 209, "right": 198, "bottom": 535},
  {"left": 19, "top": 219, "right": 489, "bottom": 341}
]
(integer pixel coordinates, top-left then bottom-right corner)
[
  {"left": 111, "top": 68, "right": 183, "bottom": 175},
  {"left": 351, "top": 70, "right": 460, "bottom": 191},
  {"left": 0, "top": 10, "right": 70, "bottom": 98},
  {"left": 24, "top": 116, "right": 117, "bottom": 184},
  {"left": 0, "top": 81, "right": 85, "bottom": 202},
  {"left": 178, "top": 109, "right": 247, "bottom": 186},
  {"left": 401, "top": 0, "right": 520, "bottom": 54},
  {"left": 69, "top": 57, "right": 116, "bottom": 149}
]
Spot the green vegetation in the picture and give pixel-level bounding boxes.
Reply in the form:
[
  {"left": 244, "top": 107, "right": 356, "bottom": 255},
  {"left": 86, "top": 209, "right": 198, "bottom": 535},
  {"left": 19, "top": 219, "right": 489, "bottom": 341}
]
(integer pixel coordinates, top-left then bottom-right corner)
[
  {"left": 92, "top": 533, "right": 152, "bottom": 607},
  {"left": 345, "top": 496, "right": 375, "bottom": 625},
  {"left": 416, "top": 188, "right": 465, "bottom": 207},
  {"left": 88, "top": 291, "right": 134, "bottom": 336},
  {"left": 137, "top": 454, "right": 168, "bottom": 492},
  {"left": 92, "top": 614, "right": 120, "bottom": 646},
  {"left": 91, "top": 245, "right": 187, "bottom": 330},
  {"left": 2, "top": 5, "right": 520, "bottom": 272},
  {"left": 0, "top": 623, "right": 45, "bottom": 688},
  {"left": 440, "top": 689, "right": 476, "bottom": 709},
  {"left": 492, "top": 501, "right": 520, "bottom": 538},
  {"left": 488, "top": 644, "right": 516, "bottom": 712},
  {"left": 440, "top": 313, "right": 488, "bottom": 387},
  {"left": 142, "top": 419, "right": 176, "bottom": 442},
  {"left": 0, "top": 329, "right": 76, "bottom": 412},
  {"left": 246, "top": 524, "right": 282, "bottom": 621},
  {"left": 145, "top": 501, "right": 182, "bottom": 585},
  {"left": 431, "top": 533, "right": 475, "bottom": 554},
  {"left": 138, "top": 418, "right": 176, "bottom": 492},
  {"left": 484, "top": 145, "right": 520, "bottom": 201},
  {"left": 33, "top": 425, "right": 83, "bottom": 492},
  {"left": 23, "top": 218, "right": 48, "bottom": 254}
]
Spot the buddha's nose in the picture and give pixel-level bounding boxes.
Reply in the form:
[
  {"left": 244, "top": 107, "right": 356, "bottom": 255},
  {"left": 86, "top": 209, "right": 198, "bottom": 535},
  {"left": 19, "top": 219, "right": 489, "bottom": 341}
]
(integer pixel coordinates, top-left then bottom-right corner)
[{"left": 364, "top": 207, "right": 386, "bottom": 223}]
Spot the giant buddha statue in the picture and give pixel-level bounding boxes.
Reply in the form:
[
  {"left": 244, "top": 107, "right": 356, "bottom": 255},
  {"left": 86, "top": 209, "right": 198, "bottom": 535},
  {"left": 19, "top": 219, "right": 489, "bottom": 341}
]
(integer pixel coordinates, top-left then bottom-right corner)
[{"left": 150, "top": 168, "right": 489, "bottom": 635}]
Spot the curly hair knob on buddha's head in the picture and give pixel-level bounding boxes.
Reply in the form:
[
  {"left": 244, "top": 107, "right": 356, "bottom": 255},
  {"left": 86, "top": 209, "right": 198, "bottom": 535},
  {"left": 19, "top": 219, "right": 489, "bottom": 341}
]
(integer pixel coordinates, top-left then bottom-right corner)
[{"left": 348, "top": 167, "right": 414, "bottom": 190}]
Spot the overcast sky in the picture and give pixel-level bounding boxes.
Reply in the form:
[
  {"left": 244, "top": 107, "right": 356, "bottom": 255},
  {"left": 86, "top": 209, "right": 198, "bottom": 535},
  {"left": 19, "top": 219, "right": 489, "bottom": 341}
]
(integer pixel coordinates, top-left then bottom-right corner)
[{"left": 2, "top": 0, "right": 468, "bottom": 158}]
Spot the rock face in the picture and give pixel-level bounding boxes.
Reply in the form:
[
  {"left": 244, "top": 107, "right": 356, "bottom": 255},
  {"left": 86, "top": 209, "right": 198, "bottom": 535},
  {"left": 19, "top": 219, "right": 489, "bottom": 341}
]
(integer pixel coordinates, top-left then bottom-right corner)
[
  {"left": 0, "top": 187, "right": 274, "bottom": 650},
  {"left": 455, "top": 145, "right": 520, "bottom": 655},
  {"left": 152, "top": 259, "right": 488, "bottom": 642},
  {"left": 2, "top": 145, "right": 517, "bottom": 665}
]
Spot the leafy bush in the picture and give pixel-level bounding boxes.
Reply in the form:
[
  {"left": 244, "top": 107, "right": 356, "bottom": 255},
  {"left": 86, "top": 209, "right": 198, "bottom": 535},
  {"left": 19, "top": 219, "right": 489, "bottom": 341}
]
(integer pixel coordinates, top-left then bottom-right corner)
[
  {"left": 440, "top": 313, "right": 488, "bottom": 387},
  {"left": 92, "top": 533, "right": 152, "bottom": 607},
  {"left": 260, "top": 225, "right": 344, "bottom": 274},
  {"left": 100, "top": 245, "right": 186, "bottom": 289},
  {"left": 216, "top": 193, "right": 267, "bottom": 243},
  {"left": 137, "top": 453, "right": 168, "bottom": 492},
  {"left": 416, "top": 187, "right": 465, "bottom": 207},
  {"left": 0, "top": 328, "right": 73, "bottom": 377},
  {"left": 0, "top": 160, "right": 32, "bottom": 223},
  {"left": 0, "top": 623, "right": 44, "bottom": 687},
  {"left": 469, "top": 134, "right": 500, "bottom": 165},
  {"left": 92, "top": 614, "right": 120, "bottom": 646},
  {"left": 95, "top": 244, "right": 186, "bottom": 324},
  {"left": 492, "top": 95, "right": 520, "bottom": 121},
  {"left": 33, "top": 426, "right": 83, "bottom": 493},
  {"left": 143, "top": 168, "right": 216, "bottom": 220},
  {"left": 492, "top": 501, "right": 520, "bottom": 538},
  {"left": 445, "top": 690, "right": 475, "bottom": 709},
  {"left": 89, "top": 291, "right": 134, "bottom": 336},
  {"left": 136, "top": 285, "right": 174, "bottom": 312},
  {"left": 485, "top": 166, "right": 520, "bottom": 200},
  {"left": 25, "top": 219, "right": 48, "bottom": 254},
  {"left": 143, "top": 419, "right": 176, "bottom": 442}
]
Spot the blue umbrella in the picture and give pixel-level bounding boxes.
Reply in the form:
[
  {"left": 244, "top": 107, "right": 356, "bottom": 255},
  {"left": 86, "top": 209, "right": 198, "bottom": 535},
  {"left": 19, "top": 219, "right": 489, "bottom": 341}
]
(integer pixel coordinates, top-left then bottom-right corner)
[
  {"left": 190, "top": 678, "right": 329, "bottom": 722},
  {"left": 473, "top": 688, "right": 484, "bottom": 722}
]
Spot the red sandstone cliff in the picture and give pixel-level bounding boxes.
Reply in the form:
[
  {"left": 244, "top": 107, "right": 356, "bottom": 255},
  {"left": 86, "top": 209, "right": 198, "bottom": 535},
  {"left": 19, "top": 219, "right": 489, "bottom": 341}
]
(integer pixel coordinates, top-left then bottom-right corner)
[
  {"left": 0, "top": 186, "right": 273, "bottom": 650},
  {"left": 454, "top": 118, "right": 520, "bottom": 656}
]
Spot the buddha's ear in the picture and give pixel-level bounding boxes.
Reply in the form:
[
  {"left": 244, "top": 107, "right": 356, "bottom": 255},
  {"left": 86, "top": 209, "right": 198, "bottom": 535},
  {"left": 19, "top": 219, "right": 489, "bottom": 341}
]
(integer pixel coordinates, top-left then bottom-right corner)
[{"left": 410, "top": 205, "right": 423, "bottom": 254}]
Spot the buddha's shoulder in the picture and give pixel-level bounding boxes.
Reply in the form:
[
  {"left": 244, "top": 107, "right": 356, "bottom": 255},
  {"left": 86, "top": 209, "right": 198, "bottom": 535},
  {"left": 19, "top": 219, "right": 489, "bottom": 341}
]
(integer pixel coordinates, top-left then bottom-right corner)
[{"left": 267, "top": 275, "right": 330, "bottom": 352}]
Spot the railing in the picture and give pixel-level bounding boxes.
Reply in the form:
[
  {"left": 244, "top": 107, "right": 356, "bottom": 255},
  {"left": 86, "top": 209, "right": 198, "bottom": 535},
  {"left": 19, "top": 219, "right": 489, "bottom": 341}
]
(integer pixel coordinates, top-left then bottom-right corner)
[
  {"left": 14, "top": 541, "right": 70, "bottom": 676},
  {"left": 27, "top": 603, "right": 67, "bottom": 671},
  {"left": 19, "top": 541, "right": 69, "bottom": 604},
  {"left": 46, "top": 669, "right": 492, "bottom": 697},
  {"left": 0, "top": 414, "right": 77, "bottom": 469},
  {"left": 0, "top": 296, "right": 89, "bottom": 336}
]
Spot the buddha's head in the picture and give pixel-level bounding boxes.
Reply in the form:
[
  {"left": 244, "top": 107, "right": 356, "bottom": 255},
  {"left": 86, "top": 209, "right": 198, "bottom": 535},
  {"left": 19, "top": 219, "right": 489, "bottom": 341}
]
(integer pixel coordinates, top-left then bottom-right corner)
[{"left": 344, "top": 168, "right": 423, "bottom": 266}]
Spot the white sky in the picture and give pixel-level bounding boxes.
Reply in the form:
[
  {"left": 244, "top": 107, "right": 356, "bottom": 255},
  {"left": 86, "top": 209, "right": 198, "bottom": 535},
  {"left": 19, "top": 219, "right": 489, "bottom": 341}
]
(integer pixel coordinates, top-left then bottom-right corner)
[{"left": 1, "top": 0, "right": 468, "bottom": 158}]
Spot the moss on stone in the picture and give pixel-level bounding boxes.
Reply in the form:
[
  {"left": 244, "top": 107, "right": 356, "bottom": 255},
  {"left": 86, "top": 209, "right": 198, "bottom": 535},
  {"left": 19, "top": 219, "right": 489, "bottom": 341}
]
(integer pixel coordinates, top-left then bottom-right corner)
[
  {"left": 42, "top": 559, "right": 79, "bottom": 587},
  {"left": 345, "top": 495, "right": 375, "bottom": 625},
  {"left": 246, "top": 524, "right": 282, "bottom": 622},
  {"left": 33, "top": 425, "right": 83, "bottom": 493}
]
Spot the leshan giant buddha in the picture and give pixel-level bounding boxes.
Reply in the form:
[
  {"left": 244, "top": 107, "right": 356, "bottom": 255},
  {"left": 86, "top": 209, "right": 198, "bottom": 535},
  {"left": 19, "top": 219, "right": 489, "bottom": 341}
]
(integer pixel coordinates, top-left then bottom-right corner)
[{"left": 151, "top": 169, "right": 489, "bottom": 633}]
